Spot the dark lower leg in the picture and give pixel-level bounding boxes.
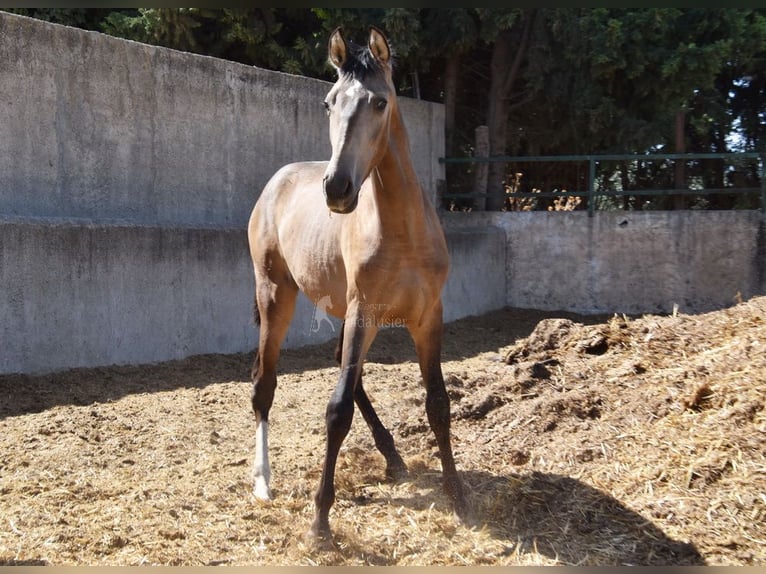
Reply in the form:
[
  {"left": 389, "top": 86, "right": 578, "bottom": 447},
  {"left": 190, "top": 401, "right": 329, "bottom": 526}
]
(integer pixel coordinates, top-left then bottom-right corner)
[
  {"left": 354, "top": 382, "right": 407, "bottom": 479},
  {"left": 309, "top": 314, "right": 377, "bottom": 543},
  {"left": 413, "top": 307, "right": 469, "bottom": 520},
  {"left": 310, "top": 375, "right": 355, "bottom": 540},
  {"left": 425, "top": 377, "right": 467, "bottom": 518},
  {"left": 335, "top": 322, "right": 406, "bottom": 480}
]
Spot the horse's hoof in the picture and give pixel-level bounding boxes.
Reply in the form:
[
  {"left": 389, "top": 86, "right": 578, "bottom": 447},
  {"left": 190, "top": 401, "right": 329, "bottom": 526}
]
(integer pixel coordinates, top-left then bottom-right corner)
[
  {"left": 453, "top": 497, "right": 473, "bottom": 527},
  {"left": 253, "top": 478, "right": 272, "bottom": 501},
  {"left": 304, "top": 525, "right": 335, "bottom": 551},
  {"left": 385, "top": 459, "right": 408, "bottom": 482}
]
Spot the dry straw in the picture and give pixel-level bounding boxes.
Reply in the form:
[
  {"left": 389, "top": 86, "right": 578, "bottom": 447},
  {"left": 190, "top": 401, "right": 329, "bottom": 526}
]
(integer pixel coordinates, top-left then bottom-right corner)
[{"left": 1, "top": 297, "right": 763, "bottom": 565}]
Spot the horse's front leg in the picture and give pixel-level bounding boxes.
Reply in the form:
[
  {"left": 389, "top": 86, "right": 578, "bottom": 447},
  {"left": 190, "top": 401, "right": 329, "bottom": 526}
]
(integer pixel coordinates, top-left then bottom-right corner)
[
  {"left": 334, "top": 320, "right": 407, "bottom": 480},
  {"left": 308, "top": 307, "right": 378, "bottom": 545},
  {"left": 409, "top": 301, "right": 470, "bottom": 523},
  {"left": 251, "top": 274, "right": 297, "bottom": 501}
]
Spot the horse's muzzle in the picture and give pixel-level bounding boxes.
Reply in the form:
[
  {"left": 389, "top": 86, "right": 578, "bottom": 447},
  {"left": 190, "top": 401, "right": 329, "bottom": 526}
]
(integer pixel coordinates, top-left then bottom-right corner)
[{"left": 323, "top": 175, "right": 359, "bottom": 214}]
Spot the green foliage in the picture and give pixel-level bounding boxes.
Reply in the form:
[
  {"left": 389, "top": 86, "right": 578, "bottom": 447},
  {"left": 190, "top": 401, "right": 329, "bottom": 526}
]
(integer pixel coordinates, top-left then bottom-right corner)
[
  {"left": 100, "top": 11, "right": 150, "bottom": 43},
  {"left": 492, "top": 8, "right": 766, "bottom": 156},
  {"left": 420, "top": 8, "right": 479, "bottom": 54},
  {"left": 4, "top": 8, "right": 112, "bottom": 30},
  {"left": 475, "top": 8, "right": 523, "bottom": 42}
]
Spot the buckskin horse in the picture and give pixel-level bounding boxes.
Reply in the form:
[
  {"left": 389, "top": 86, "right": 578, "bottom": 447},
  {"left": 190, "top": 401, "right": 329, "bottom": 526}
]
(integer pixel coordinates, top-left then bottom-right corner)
[{"left": 247, "top": 26, "right": 468, "bottom": 544}]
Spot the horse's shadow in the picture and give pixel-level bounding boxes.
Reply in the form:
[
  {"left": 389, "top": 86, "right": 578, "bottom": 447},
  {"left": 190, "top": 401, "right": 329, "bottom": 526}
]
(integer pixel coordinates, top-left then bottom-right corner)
[{"left": 381, "top": 467, "right": 705, "bottom": 566}]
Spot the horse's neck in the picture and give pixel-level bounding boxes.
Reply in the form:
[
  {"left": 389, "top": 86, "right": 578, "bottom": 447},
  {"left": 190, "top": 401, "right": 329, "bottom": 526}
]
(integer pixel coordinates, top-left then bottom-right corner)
[{"left": 371, "top": 107, "right": 431, "bottom": 234}]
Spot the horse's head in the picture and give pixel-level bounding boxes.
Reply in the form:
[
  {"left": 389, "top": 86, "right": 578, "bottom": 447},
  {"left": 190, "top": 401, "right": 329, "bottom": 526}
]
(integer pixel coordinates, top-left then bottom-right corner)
[{"left": 322, "top": 27, "right": 395, "bottom": 214}]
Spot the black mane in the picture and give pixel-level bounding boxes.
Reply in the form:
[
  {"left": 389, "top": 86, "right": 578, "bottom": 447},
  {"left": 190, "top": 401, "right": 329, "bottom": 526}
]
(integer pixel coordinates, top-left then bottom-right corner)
[{"left": 338, "top": 38, "right": 392, "bottom": 79}]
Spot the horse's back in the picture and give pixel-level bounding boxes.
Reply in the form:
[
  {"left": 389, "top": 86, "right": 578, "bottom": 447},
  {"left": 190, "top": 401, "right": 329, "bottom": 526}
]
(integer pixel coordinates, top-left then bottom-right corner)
[
  {"left": 249, "top": 161, "right": 327, "bottom": 238},
  {"left": 252, "top": 161, "right": 327, "bottom": 213}
]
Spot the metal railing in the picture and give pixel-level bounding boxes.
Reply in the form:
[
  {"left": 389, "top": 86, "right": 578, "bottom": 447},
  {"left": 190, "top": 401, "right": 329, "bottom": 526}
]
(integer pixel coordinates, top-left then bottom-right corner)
[{"left": 439, "top": 152, "right": 766, "bottom": 216}]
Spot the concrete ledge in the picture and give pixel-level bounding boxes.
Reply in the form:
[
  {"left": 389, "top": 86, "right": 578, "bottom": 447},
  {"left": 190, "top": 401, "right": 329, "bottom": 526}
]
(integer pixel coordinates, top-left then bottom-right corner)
[
  {"left": 3, "top": 211, "right": 764, "bottom": 374},
  {"left": 1, "top": 220, "right": 254, "bottom": 374},
  {"left": 442, "top": 210, "right": 766, "bottom": 315},
  {"left": 1, "top": 219, "right": 503, "bottom": 374}
]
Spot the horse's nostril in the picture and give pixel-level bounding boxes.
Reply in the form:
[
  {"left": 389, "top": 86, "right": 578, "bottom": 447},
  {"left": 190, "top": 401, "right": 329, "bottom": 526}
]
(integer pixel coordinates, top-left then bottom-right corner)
[{"left": 324, "top": 175, "right": 352, "bottom": 201}]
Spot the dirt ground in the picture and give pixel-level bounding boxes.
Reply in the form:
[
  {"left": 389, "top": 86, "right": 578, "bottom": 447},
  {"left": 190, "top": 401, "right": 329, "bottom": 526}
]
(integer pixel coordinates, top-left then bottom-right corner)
[{"left": 1, "top": 297, "right": 764, "bottom": 566}]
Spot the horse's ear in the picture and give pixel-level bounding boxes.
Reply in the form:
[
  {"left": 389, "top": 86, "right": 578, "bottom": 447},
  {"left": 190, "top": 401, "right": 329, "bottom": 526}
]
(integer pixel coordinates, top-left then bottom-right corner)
[
  {"left": 368, "top": 26, "right": 391, "bottom": 66},
  {"left": 328, "top": 27, "right": 347, "bottom": 71}
]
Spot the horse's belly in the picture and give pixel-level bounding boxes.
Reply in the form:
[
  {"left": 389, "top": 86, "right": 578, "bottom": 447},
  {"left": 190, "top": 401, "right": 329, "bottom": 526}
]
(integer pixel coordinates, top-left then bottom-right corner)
[{"left": 281, "top": 241, "right": 348, "bottom": 319}]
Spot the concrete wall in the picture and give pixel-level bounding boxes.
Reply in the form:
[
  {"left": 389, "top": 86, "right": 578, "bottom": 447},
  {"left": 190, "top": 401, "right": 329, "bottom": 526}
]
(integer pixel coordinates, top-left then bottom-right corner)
[
  {"left": 1, "top": 221, "right": 254, "bottom": 373},
  {"left": 5, "top": 208, "right": 762, "bottom": 374},
  {"left": 0, "top": 12, "right": 444, "bottom": 225},
  {"left": 441, "top": 225, "right": 507, "bottom": 323},
  {"left": 443, "top": 210, "right": 766, "bottom": 315}
]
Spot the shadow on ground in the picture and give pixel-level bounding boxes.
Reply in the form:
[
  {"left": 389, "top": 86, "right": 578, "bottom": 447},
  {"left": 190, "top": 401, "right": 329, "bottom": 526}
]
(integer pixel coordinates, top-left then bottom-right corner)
[{"left": 378, "top": 467, "right": 705, "bottom": 566}]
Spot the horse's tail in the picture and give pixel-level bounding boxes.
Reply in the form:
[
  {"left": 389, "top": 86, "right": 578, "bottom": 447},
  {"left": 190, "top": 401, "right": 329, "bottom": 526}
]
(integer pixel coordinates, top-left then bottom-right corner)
[
  {"left": 253, "top": 286, "right": 261, "bottom": 326},
  {"left": 251, "top": 283, "right": 261, "bottom": 382}
]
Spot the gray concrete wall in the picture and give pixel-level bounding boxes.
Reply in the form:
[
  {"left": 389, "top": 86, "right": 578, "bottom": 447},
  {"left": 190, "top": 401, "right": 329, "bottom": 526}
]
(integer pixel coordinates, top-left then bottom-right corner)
[
  {"left": 1, "top": 221, "right": 254, "bottom": 373},
  {"left": 0, "top": 219, "right": 503, "bottom": 375},
  {"left": 0, "top": 12, "right": 444, "bottom": 226},
  {"left": 441, "top": 225, "right": 507, "bottom": 323},
  {"left": 442, "top": 210, "right": 766, "bottom": 315},
  {"left": 4, "top": 209, "right": 762, "bottom": 374}
]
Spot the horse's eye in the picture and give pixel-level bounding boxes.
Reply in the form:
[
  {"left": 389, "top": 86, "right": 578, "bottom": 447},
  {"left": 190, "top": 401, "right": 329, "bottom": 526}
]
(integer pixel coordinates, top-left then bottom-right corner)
[
  {"left": 323, "top": 101, "right": 331, "bottom": 115},
  {"left": 374, "top": 98, "right": 387, "bottom": 111}
]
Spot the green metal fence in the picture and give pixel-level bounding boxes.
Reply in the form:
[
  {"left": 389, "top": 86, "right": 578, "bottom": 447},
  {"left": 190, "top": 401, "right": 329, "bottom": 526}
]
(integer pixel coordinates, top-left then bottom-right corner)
[{"left": 439, "top": 152, "right": 766, "bottom": 216}]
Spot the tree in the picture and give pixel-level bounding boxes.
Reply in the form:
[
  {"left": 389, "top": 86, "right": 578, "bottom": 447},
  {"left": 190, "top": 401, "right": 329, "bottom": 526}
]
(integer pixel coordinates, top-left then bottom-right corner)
[
  {"left": 475, "top": 9, "right": 535, "bottom": 210},
  {"left": 100, "top": 9, "right": 293, "bottom": 71},
  {"left": 3, "top": 8, "right": 114, "bottom": 30},
  {"left": 466, "top": 8, "right": 766, "bottom": 210}
]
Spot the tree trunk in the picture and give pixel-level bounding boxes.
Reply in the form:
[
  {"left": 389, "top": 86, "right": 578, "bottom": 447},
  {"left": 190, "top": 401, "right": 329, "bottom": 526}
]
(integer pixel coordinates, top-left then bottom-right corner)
[
  {"left": 443, "top": 55, "right": 459, "bottom": 159},
  {"left": 486, "top": 30, "right": 512, "bottom": 211},
  {"left": 485, "top": 12, "right": 534, "bottom": 211},
  {"left": 673, "top": 109, "right": 687, "bottom": 210},
  {"left": 443, "top": 55, "right": 460, "bottom": 209},
  {"left": 473, "top": 126, "right": 489, "bottom": 211}
]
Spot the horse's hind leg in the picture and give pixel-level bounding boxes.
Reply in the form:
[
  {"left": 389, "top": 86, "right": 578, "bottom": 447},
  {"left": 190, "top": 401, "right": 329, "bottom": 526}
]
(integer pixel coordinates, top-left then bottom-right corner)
[
  {"left": 334, "top": 321, "right": 407, "bottom": 480},
  {"left": 354, "top": 384, "right": 408, "bottom": 480},
  {"left": 409, "top": 301, "right": 469, "bottom": 522},
  {"left": 251, "top": 271, "right": 298, "bottom": 501}
]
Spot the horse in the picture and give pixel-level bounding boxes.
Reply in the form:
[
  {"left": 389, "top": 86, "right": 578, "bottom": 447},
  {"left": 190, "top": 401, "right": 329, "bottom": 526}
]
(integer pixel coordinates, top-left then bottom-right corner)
[{"left": 246, "top": 25, "right": 469, "bottom": 545}]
